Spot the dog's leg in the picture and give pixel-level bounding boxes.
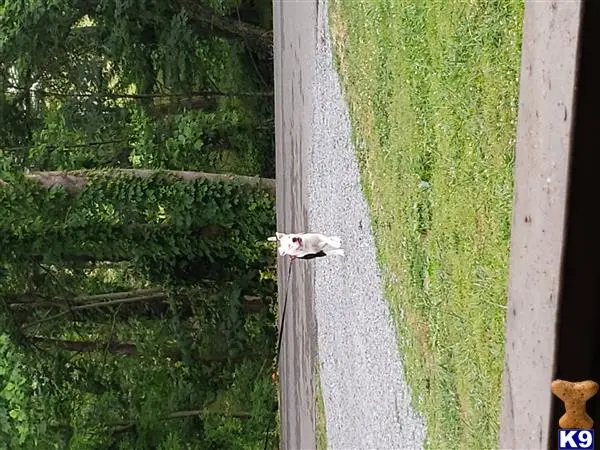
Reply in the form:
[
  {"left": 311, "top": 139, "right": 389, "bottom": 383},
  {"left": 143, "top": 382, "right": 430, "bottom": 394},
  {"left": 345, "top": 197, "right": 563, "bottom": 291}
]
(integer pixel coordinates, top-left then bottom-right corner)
[
  {"left": 326, "top": 236, "right": 342, "bottom": 248},
  {"left": 314, "top": 234, "right": 341, "bottom": 249}
]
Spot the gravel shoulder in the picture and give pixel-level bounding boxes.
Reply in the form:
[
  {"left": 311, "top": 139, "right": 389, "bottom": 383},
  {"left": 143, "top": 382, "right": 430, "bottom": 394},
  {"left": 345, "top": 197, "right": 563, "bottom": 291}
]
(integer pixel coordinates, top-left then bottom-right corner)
[{"left": 307, "top": 1, "right": 427, "bottom": 448}]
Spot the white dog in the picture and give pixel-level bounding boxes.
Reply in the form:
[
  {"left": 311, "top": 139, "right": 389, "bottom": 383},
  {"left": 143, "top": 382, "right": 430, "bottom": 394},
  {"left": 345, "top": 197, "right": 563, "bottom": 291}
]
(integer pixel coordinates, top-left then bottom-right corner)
[{"left": 268, "top": 232, "right": 345, "bottom": 260}]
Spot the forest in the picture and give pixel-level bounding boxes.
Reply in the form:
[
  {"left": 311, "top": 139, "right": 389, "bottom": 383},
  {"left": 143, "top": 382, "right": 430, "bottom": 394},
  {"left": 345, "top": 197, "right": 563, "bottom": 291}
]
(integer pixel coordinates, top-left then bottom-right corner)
[{"left": 0, "top": 0, "right": 278, "bottom": 448}]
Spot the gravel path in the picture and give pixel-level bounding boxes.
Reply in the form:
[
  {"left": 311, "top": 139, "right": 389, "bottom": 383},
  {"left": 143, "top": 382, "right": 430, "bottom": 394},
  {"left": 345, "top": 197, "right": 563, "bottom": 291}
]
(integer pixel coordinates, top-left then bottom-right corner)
[{"left": 307, "top": 1, "right": 427, "bottom": 449}]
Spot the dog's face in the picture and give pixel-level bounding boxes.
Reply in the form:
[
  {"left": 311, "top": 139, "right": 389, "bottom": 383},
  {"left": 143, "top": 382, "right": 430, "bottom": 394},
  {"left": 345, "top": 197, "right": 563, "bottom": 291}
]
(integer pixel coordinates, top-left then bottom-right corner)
[{"left": 275, "top": 232, "right": 302, "bottom": 255}]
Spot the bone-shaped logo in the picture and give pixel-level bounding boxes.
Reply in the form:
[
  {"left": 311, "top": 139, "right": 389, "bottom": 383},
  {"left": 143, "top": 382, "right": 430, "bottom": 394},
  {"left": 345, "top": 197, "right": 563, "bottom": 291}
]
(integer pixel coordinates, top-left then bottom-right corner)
[{"left": 551, "top": 379, "right": 599, "bottom": 429}]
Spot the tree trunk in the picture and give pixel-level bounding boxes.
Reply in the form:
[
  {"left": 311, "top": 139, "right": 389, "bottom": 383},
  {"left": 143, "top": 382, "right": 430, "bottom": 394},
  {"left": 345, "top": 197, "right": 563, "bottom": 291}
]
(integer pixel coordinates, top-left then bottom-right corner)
[
  {"left": 29, "top": 336, "right": 138, "bottom": 356},
  {"left": 180, "top": 1, "right": 272, "bottom": 54},
  {"left": 110, "top": 410, "right": 251, "bottom": 432},
  {"left": 3, "top": 293, "right": 49, "bottom": 305},
  {"left": 28, "top": 336, "right": 248, "bottom": 363},
  {"left": 6, "top": 84, "right": 273, "bottom": 100},
  {"left": 151, "top": 96, "right": 217, "bottom": 118},
  {"left": 22, "top": 292, "right": 168, "bottom": 329},
  {"left": 167, "top": 410, "right": 251, "bottom": 420},
  {"left": 30, "top": 254, "right": 131, "bottom": 264},
  {"left": 70, "top": 288, "right": 163, "bottom": 304},
  {"left": 24, "top": 169, "right": 275, "bottom": 195},
  {"left": 9, "top": 289, "right": 164, "bottom": 309},
  {"left": 241, "top": 295, "right": 266, "bottom": 314},
  {"left": 29, "top": 336, "right": 183, "bottom": 359},
  {"left": 4, "top": 139, "right": 129, "bottom": 153}
]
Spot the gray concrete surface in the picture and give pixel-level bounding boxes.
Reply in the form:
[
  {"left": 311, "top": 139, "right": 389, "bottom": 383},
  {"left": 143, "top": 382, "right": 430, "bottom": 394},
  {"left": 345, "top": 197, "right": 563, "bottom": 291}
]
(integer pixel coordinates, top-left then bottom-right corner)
[{"left": 273, "top": 0, "right": 319, "bottom": 449}]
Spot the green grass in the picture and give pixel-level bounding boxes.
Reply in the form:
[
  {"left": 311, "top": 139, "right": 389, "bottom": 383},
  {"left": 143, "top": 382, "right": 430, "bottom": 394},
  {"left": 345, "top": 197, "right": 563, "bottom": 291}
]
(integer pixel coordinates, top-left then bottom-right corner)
[
  {"left": 328, "top": 0, "right": 523, "bottom": 448},
  {"left": 315, "top": 366, "right": 328, "bottom": 450}
]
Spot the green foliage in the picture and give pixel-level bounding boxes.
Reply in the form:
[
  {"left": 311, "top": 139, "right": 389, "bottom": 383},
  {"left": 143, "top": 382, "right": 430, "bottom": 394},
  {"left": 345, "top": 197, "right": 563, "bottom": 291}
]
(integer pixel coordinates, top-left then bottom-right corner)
[
  {"left": 0, "top": 0, "right": 279, "bottom": 447},
  {"left": 0, "top": 172, "right": 274, "bottom": 277},
  {"left": 130, "top": 106, "right": 266, "bottom": 175},
  {"left": 330, "top": 0, "right": 522, "bottom": 447},
  {"left": 0, "top": 334, "right": 66, "bottom": 448},
  {"left": 1, "top": 0, "right": 275, "bottom": 176},
  {"left": 0, "top": 174, "right": 279, "bottom": 448},
  {"left": 0, "top": 277, "right": 279, "bottom": 448}
]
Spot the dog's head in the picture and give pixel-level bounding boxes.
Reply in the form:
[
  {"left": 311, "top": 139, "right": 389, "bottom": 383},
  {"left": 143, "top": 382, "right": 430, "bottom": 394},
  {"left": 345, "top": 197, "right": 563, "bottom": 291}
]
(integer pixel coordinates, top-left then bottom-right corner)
[{"left": 269, "top": 232, "right": 303, "bottom": 256}]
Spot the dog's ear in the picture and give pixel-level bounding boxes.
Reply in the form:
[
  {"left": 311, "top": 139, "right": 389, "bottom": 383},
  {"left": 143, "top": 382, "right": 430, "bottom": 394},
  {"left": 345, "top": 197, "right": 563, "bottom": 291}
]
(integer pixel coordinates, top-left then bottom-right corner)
[{"left": 276, "top": 232, "right": 284, "bottom": 239}]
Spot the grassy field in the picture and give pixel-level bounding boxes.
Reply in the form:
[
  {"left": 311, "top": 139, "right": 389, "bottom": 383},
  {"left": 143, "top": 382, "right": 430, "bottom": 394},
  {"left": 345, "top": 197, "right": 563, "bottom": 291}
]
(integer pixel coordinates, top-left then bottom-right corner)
[
  {"left": 328, "top": 0, "right": 524, "bottom": 448},
  {"left": 315, "top": 367, "right": 328, "bottom": 450}
]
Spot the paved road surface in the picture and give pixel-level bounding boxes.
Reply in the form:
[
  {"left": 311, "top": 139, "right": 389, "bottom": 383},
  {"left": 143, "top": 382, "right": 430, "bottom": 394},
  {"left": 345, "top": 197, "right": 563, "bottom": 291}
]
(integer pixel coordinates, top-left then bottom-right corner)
[{"left": 273, "top": 1, "right": 319, "bottom": 449}]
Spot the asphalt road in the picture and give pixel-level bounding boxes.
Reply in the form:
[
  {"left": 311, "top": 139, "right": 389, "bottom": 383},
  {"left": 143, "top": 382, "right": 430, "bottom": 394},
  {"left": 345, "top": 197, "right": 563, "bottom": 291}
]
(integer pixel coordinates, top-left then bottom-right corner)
[{"left": 273, "top": 1, "right": 319, "bottom": 449}]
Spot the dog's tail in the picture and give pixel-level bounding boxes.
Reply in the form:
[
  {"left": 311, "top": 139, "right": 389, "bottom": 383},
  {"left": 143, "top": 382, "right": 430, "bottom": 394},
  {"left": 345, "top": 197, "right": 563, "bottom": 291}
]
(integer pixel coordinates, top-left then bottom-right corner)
[{"left": 326, "top": 248, "right": 345, "bottom": 257}]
